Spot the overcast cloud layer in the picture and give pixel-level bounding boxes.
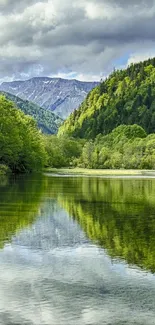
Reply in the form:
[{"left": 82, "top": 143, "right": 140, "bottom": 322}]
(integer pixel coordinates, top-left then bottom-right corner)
[{"left": 0, "top": 0, "right": 155, "bottom": 82}]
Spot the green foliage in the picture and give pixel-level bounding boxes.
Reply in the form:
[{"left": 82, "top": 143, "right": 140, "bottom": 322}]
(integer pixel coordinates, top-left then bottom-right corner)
[
  {"left": 0, "top": 95, "right": 47, "bottom": 172},
  {"left": 0, "top": 164, "right": 10, "bottom": 176},
  {"left": 79, "top": 141, "right": 95, "bottom": 168},
  {"left": 59, "top": 57, "right": 155, "bottom": 138},
  {"left": 0, "top": 91, "right": 63, "bottom": 134},
  {"left": 45, "top": 124, "right": 155, "bottom": 170},
  {"left": 110, "top": 124, "right": 147, "bottom": 140},
  {"left": 77, "top": 124, "right": 155, "bottom": 169},
  {"left": 45, "top": 135, "right": 84, "bottom": 168}
]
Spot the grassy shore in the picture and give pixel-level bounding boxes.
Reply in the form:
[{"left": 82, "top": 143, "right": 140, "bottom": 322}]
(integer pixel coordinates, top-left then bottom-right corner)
[{"left": 44, "top": 167, "right": 154, "bottom": 176}]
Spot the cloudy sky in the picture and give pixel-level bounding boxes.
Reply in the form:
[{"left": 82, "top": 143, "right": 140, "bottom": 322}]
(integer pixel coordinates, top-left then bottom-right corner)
[{"left": 0, "top": 0, "right": 155, "bottom": 82}]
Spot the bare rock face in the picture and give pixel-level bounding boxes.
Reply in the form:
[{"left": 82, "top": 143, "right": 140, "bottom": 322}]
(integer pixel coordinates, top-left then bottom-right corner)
[{"left": 0, "top": 77, "right": 99, "bottom": 119}]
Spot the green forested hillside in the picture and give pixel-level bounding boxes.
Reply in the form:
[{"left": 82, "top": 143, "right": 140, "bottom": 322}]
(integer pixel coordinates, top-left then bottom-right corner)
[
  {"left": 78, "top": 124, "right": 155, "bottom": 169},
  {"left": 0, "top": 91, "right": 63, "bottom": 134},
  {"left": 0, "top": 95, "right": 47, "bottom": 172},
  {"left": 59, "top": 57, "right": 155, "bottom": 138},
  {"left": 44, "top": 124, "right": 155, "bottom": 170}
]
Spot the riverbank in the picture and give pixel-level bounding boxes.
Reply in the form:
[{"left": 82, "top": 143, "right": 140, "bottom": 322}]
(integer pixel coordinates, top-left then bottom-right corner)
[{"left": 45, "top": 167, "right": 155, "bottom": 177}]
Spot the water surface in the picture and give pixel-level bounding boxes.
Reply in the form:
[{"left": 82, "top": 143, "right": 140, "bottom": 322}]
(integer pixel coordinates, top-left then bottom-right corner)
[{"left": 0, "top": 175, "right": 155, "bottom": 325}]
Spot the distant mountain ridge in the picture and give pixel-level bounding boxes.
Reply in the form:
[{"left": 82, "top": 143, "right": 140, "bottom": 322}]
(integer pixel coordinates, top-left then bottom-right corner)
[
  {"left": 0, "top": 77, "right": 99, "bottom": 119},
  {"left": 0, "top": 91, "right": 63, "bottom": 134}
]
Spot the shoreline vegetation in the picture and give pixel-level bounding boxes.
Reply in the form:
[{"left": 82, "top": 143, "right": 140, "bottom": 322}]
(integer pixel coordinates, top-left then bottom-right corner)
[
  {"left": 3, "top": 58, "right": 155, "bottom": 174},
  {"left": 0, "top": 164, "right": 10, "bottom": 176},
  {"left": 44, "top": 167, "right": 155, "bottom": 177},
  {"left": 45, "top": 125, "right": 155, "bottom": 171}
]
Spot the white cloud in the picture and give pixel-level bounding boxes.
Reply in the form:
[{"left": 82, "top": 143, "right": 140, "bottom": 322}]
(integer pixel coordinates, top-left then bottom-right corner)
[
  {"left": 84, "top": 2, "right": 123, "bottom": 20},
  {"left": 0, "top": 0, "right": 155, "bottom": 81},
  {"left": 51, "top": 71, "right": 101, "bottom": 82},
  {"left": 127, "top": 49, "right": 155, "bottom": 66},
  {"left": 74, "top": 73, "right": 102, "bottom": 82}
]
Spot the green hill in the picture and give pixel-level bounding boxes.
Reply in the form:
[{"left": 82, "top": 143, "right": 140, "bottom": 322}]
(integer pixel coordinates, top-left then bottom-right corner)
[
  {"left": 0, "top": 91, "right": 63, "bottom": 134},
  {"left": 0, "top": 95, "right": 47, "bottom": 172},
  {"left": 59, "top": 57, "right": 155, "bottom": 138}
]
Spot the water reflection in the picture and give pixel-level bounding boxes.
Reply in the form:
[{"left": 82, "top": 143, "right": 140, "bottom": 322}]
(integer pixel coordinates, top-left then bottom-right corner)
[
  {"left": 1, "top": 175, "right": 155, "bottom": 272},
  {"left": 0, "top": 175, "right": 45, "bottom": 248},
  {"left": 45, "top": 176, "right": 155, "bottom": 273},
  {"left": 0, "top": 175, "right": 155, "bottom": 325}
]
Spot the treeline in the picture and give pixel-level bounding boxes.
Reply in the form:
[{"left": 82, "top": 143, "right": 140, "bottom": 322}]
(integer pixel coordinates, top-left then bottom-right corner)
[
  {"left": 0, "top": 95, "right": 83, "bottom": 173},
  {"left": 2, "top": 86, "right": 155, "bottom": 173},
  {"left": 44, "top": 135, "right": 84, "bottom": 168},
  {"left": 78, "top": 124, "right": 155, "bottom": 169},
  {"left": 0, "top": 94, "right": 83, "bottom": 173},
  {"left": 45, "top": 124, "right": 155, "bottom": 170},
  {"left": 0, "top": 91, "right": 63, "bottom": 134},
  {"left": 0, "top": 95, "right": 47, "bottom": 173},
  {"left": 59, "top": 57, "right": 155, "bottom": 138}
]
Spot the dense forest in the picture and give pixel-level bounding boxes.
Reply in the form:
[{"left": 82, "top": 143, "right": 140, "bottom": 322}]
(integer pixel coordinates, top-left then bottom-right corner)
[
  {"left": 0, "top": 95, "right": 47, "bottom": 173},
  {"left": 59, "top": 57, "right": 155, "bottom": 139},
  {"left": 45, "top": 124, "right": 155, "bottom": 169},
  {"left": 0, "top": 91, "right": 63, "bottom": 134},
  {"left": 77, "top": 124, "right": 155, "bottom": 169},
  {"left": 2, "top": 57, "right": 155, "bottom": 173}
]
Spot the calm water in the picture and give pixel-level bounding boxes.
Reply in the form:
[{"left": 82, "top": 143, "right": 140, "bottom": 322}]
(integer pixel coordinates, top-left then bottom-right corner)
[{"left": 0, "top": 174, "right": 155, "bottom": 325}]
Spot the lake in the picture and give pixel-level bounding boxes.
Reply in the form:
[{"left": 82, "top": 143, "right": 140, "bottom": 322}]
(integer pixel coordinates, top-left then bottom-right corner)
[{"left": 0, "top": 174, "right": 155, "bottom": 325}]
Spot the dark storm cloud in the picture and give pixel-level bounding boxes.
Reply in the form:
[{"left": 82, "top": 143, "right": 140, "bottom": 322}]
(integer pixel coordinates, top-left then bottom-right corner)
[
  {"left": 0, "top": 0, "right": 155, "bottom": 81},
  {"left": 36, "top": 16, "right": 155, "bottom": 49}
]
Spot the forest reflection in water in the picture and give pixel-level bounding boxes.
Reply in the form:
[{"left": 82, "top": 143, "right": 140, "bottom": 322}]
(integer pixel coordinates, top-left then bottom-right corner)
[
  {"left": 0, "top": 175, "right": 155, "bottom": 325},
  {"left": 0, "top": 174, "right": 155, "bottom": 272},
  {"left": 0, "top": 175, "right": 45, "bottom": 248},
  {"left": 45, "top": 175, "right": 155, "bottom": 273}
]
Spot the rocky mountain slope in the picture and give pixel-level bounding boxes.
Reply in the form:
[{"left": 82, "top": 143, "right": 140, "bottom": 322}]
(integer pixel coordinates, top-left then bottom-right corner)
[
  {"left": 0, "top": 91, "right": 62, "bottom": 134},
  {"left": 0, "top": 78, "right": 99, "bottom": 119},
  {"left": 58, "top": 57, "right": 155, "bottom": 138}
]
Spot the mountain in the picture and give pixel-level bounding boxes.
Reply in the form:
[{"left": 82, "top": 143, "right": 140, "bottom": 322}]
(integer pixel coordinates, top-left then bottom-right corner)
[
  {"left": 0, "top": 91, "right": 63, "bottom": 134},
  {"left": 0, "top": 77, "right": 99, "bottom": 119},
  {"left": 58, "top": 57, "right": 155, "bottom": 138}
]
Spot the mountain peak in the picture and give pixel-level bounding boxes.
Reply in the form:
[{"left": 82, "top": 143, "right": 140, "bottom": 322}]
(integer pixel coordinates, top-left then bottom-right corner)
[{"left": 0, "top": 77, "right": 99, "bottom": 119}]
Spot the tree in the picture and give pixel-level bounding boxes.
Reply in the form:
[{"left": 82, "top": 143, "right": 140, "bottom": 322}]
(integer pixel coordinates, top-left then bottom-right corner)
[
  {"left": 0, "top": 95, "right": 47, "bottom": 172},
  {"left": 59, "top": 56, "right": 155, "bottom": 139}
]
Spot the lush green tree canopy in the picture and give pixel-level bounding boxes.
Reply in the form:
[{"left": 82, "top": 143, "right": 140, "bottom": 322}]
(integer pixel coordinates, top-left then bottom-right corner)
[
  {"left": 59, "top": 57, "right": 155, "bottom": 138},
  {"left": 45, "top": 135, "right": 84, "bottom": 168},
  {"left": 2, "top": 57, "right": 155, "bottom": 173},
  {"left": 0, "top": 95, "right": 47, "bottom": 172},
  {"left": 77, "top": 124, "right": 155, "bottom": 169},
  {"left": 0, "top": 91, "right": 63, "bottom": 134},
  {"left": 45, "top": 125, "right": 155, "bottom": 171}
]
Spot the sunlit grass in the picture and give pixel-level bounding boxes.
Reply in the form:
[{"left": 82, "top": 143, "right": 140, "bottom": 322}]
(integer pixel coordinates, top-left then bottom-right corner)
[{"left": 44, "top": 167, "right": 154, "bottom": 176}]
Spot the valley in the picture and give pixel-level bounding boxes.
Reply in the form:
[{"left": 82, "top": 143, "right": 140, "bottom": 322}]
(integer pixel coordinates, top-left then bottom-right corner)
[
  {"left": 1, "top": 2, "right": 155, "bottom": 325},
  {"left": 0, "top": 77, "right": 98, "bottom": 119}
]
